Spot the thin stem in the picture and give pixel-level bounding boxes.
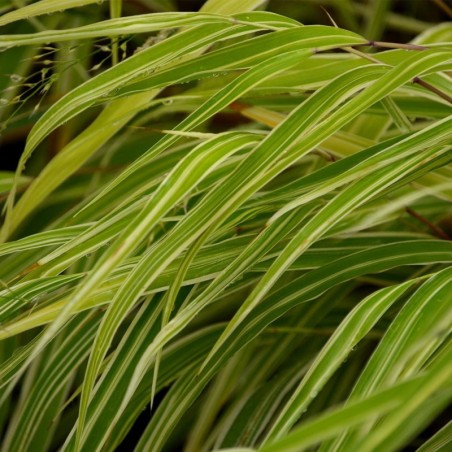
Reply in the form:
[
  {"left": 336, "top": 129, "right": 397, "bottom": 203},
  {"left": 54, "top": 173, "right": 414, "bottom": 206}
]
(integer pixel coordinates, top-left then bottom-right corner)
[
  {"left": 406, "top": 207, "right": 451, "bottom": 240},
  {"left": 344, "top": 46, "right": 381, "bottom": 64},
  {"left": 413, "top": 77, "right": 452, "bottom": 104},
  {"left": 110, "top": 0, "right": 122, "bottom": 65},
  {"left": 369, "top": 41, "right": 428, "bottom": 51},
  {"left": 431, "top": 0, "right": 452, "bottom": 18},
  {"left": 348, "top": 45, "right": 451, "bottom": 105}
]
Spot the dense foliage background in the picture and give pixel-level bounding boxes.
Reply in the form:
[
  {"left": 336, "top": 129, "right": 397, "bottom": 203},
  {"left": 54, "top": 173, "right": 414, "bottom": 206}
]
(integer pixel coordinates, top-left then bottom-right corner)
[{"left": 0, "top": 0, "right": 451, "bottom": 451}]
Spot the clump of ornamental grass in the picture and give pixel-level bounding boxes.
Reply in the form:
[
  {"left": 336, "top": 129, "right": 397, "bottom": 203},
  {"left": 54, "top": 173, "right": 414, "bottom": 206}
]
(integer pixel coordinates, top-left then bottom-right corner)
[{"left": 0, "top": 0, "right": 451, "bottom": 451}]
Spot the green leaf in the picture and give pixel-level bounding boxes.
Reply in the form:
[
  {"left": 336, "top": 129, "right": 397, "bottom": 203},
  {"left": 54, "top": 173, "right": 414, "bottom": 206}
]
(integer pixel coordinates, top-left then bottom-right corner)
[
  {"left": 259, "top": 345, "right": 452, "bottom": 452},
  {"left": 264, "top": 278, "right": 421, "bottom": 441},
  {"left": 0, "top": 0, "right": 102, "bottom": 26}
]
